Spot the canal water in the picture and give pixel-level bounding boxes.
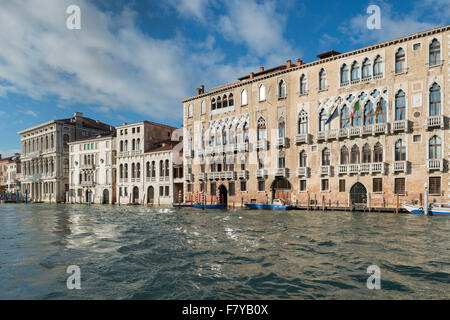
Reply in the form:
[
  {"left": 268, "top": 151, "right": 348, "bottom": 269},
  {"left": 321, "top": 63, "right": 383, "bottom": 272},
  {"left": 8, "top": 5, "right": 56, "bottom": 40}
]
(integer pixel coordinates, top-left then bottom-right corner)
[{"left": 0, "top": 204, "right": 448, "bottom": 299}]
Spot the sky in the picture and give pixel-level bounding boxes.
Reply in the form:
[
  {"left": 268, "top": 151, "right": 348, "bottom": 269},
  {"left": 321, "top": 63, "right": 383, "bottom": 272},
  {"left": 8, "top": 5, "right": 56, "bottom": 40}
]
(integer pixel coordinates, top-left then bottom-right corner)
[{"left": 0, "top": 0, "right": 449, "bottom": 157}]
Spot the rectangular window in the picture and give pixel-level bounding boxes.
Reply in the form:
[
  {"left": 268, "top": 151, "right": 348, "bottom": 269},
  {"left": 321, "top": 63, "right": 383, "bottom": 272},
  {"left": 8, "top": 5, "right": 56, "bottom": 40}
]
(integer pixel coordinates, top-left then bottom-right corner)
[
  {"left": 240, "top": 181, "right": 247, "bottom": 192},
  {"left": 165, "top": 186, "right": 169, "bottom": 197},
  {"left": 413, "top": 135, "right": 421, "bottom": 143},
  {"left": 258, "top": 180, "right": 265, "bottom": 192},
  {"left": 229, "top": 182, "right": 235, "bottom": 196},
  {"left": 210, "top": 183, "right": 216, "bottom": 196},
  {"left": 373, "top": 178, "right": 383, "bottom": 193},
  {"left": 119, "top": 187, "right": 122, "bottom": 197},
  {"left": 394, "top": 178, "right": 405, "bottom": 195},
  {"left": 124, "top": 187, "right": 128, "bottom": 196},
  {"left": 187, "top": 184, "right": 192, "bottom": 193},
  {"left": 299, "top": 180, "right": 307, "bottom": 192},
  {"left": 429, "top": 177, "right": 441, "bottom": 195},
  {"left": 339, "top": 180, "right": 345, "bottom": 192},
  {"left": 200, "top": 182, "right": 205, "bottom": 192},
  {"left": 160, "top": 186, "right": 164, "bottom": 196},
  {"left": 321, "top": 179, "right": 329, "bottom": 192},
  {"left": 413, "top": 43, "right": 421, "bottom": 51}
]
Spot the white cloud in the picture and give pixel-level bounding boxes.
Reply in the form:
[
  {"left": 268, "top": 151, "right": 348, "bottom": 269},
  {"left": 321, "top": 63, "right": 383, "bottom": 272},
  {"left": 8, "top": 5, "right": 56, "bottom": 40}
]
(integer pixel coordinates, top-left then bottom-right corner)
[
  {"left": 24, "top": 110, "right": 37, "bottom": 117},
  {"left": 0, "top": 149, "right": 20, "bottom": 158},
  {"left": 167, "top": 0, "right": 212, "bottom": 22}
]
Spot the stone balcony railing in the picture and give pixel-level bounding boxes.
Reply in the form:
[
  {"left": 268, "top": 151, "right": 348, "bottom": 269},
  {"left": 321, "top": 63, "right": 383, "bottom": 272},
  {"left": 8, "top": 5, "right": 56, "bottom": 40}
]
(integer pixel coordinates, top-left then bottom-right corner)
[
  {"left": 339, "top": 163, "right": 387, "bottom": 175},
  {"left": 275, "top": 137, "right": 289, "bottom": 148},
  {"left": 427, "top": 159, "right": 444, "bottom": 172},
  {"left": 198, "top": 173, "right": 207, "bottom": 181},
  {"left": 255, "top": 139, "right": 268, "bottom": 150},
  {"left": 319, "top": 165, "right": 331, "bottom": 176},
  {"left": 294, "top": 133, "right": 311, "bottom": 145},
  {"left": 225, "top": 144, "right": 236, "bottom": 154},
  {"left": 81, "top": 181, "right": 94, "bottom": 187},
  {"left": 426, "top": 115, "right": 445, "bottom": 130},
  {"left": 256, "top": 169, "right": 268, "bottom": 179},
  {"left": 223, "top": 171, "right": 236, "bottom": 180},
  {"left": 185, "top": 173, "right": 194, "bottom": 182},
  {"left": 197, "top": 150, "right": 205, "bottom": 158},
  {"left": 274, "top": 168, "right": 288, "bottom": 178},
  {"left": 80, "top": 164, "right": 95, "bottom": 170},
  {"left": 317, "top": 130, "right": 338, "bottom": 142},
  {"left": 237, "top": 142, "right": 249, "bottom": 153},
  {"left": 206, "top": 147, "right": 214, "bottom": 156},
  {"left": 391, "top": 120, "right": 408, "bottom": 133},
  {"left": 393, "top": 161, "right": 408, "bottom": 173},
  {"left": 237, "top": 170, "right": 249, "bottom": 180},
  {"left": 296, "top": 167, "right": 310, "bottom": 177}
]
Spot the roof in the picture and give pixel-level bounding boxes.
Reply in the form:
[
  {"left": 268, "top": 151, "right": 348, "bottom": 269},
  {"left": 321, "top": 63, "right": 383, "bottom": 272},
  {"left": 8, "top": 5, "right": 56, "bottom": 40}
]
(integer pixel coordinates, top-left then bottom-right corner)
[
  {"left": 116, "top": 120, "right": 178, "bottom": 130},
  {"left": 145, "top": 140, "right": 180, "bottom": 153},
  {"left": 68, "top": 132, "right": 116, "bottom": 144}
]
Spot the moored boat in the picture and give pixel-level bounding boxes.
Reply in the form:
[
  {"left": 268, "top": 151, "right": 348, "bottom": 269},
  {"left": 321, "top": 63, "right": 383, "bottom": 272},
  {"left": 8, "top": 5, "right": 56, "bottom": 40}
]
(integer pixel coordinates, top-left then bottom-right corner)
[
  {"left": 172, "top": 202, "right": 195, "bottom": 208},
  {"left": 402, "top": 203, "right": 450, "bottom": 216},
  {"left": 245, "top": 199, "right": 294, "bottom": 210},
  {"left": 192, "top": 203, "right": 226, "bottom": 209}
]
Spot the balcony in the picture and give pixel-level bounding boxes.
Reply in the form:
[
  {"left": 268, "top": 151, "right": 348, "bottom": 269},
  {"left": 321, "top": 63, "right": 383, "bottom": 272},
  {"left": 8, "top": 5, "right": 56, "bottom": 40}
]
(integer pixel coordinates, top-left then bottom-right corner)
[
  {"left": 393, "top": 161, "right": 408, "bottom": 173},
  {"left": 294, "top": 133, "right": 311, "bottom": 145},
  {"left": 349, "top": 164, "right": 360, "bottom": 174},
  {"left": 371, "top": 163, "right": 386, "bottom": 174},
  {"left": 360, "top": 163, "right": 371, "bottom": 174},
  {"left": 392, "top": 120, "right": 408, "bottom": 133},
  {"left": 225, "top": 144, "right": 236, "bottom": 154},
  {"left": 275, "top": 137, "right": 289, "bottom": 148},
  {"left": 237, "top": 142, "right": 249, "bottom": 153},
  {"left": 319, "top": 165, "right": 331, "bottom": 176},
  {"left": 206, "top": 147, "right": 214, "bottom": 156},
  {"left": 27, "top": 151, "right": 40, "bottom": 159},
  {"left": 130, "top": 150, "right": 142, "bottom": 156},
  {"left": 197, "top": 150, "right": 205, "bottom": 158},
  {"left": 255, "top": 139, "right": 268, "bottom": 150},
  {"left": 224, "top": 171, "right": 236, "bottom": 180},
  {"left": 427, "top": 159, "right": 444, "bottom": 172},
  {"left": 81, "top": 181, "right": 94, "bottom": 187},
  {"left": 374, "top": 123, "right": 389, "bottom": 135},
  {"left": 362, "top": 125, "right": 374, "bottom": 136},
  {"left": 256, "top": 169, "right": 268, "bottom": 179},
  {"left": 274, "top": 168, "right": 288, "bottom": 178},
  {"left": 338, "top": 165, "right": 348, "bottom": 175},
  {"left": 118, "top": 151, "right": 129, "bottom": 157},
  {"left": 317, "top": 131, "right": 326, "bottom": 142},
  {"left": 185, "top": 150, "right": 194, "bottom": 159},
  {"left": 198, "top": 173, "right": 207, "bottom": 181},
  {"left": 426, "top": 115, "right": 445, "bottom": 130},
  {"left": 296, "top": 167, "right": 310, "bottom": 177},
  {"left": 80, "top": 164, "right": 95, "bottom": 170},
  {"left": 349, "top": 127, "right": 362, "bottom": 138},
  {"left": 208, "top": 173, "right": 215, "bottom": 181},
  {"left": 185, "top": 173, "right": 194, "bottom": 182},
  {"left": 237, "top": 170, "right": 249, "bottom": 180},
  {"left": 215, "top": 145, "right": 225, "bottom": 154},
  {"left": 338, "top": 128, "right": 349, "bottom": 139}
]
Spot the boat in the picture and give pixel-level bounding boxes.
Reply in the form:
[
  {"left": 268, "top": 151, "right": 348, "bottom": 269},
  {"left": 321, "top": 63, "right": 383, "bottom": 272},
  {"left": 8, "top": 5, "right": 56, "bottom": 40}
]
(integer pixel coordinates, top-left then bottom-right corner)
[
  {"left": 192, "top": 203, "right": 226, "bottom": 209},
  {"left": 172, "top": 202, "right": 195, "bottom": 208},
  {"left": 402, "top": 203, "right": 450, "bottom": 216},
  {"left": 245, "top": 199, "right": 295, "bottom": 210}
]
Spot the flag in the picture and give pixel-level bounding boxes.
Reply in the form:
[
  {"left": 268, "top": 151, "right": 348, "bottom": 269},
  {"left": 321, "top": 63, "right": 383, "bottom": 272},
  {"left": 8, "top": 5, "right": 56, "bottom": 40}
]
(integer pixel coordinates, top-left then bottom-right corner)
[
  {"left": 375, "top": 100, "right": 382, "bottom": 119},
  {"left": 350, "top": 99, "right": 361, "bottom": 118},
  {"left": 325, "top": 105, "right": 339, "bottom": 125}
]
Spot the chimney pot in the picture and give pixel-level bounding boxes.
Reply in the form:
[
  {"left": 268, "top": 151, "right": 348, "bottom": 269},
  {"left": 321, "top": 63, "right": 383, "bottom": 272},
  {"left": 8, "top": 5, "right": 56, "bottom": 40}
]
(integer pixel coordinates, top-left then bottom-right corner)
[
  {"left": 200, "top": 85, "right": 205, "bottom": 94},
  {"left": 250, "top": 72, "right": 254, "bottom": 79},
  {"left": 259, "top": 66, "right": 264, "bottom": 72},
  {"left": 296, "top": 58, "right": 303, "bottom": 66},
  {"left": 196, "top": 88, "right": 200, "bottom": 95},
  {"left": 286, "top": 60, "right": 292, "bottom": 68}
]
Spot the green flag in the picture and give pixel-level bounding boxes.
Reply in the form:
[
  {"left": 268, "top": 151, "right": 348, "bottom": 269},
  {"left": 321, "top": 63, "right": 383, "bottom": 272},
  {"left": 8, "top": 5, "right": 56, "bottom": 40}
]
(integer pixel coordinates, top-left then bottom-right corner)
[{"left": 351, "top": 99, "right": 361, "bottom": 118}]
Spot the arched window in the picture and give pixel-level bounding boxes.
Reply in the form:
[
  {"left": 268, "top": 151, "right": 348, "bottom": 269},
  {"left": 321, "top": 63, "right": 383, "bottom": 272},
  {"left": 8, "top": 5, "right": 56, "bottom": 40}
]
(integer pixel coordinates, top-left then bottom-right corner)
[
  {"left": 299, "top": 74, "right": 307, "bottom": 94},
  {"left": 319, "top": 69, "right": 327, "bottom": 90},
  {"left": 222, "top": 128, "right": 227, "bottom": 145},
  {"left": 340, "top": 146, "right": 349, "bottom": 165},
  {"left": 223, "top": 94, "right": 228, "bottom": 108},
  {"left": 257, "top": 117, "right": 267, "bottom": 141},
  {"left": 165, "top": 160, "right": 170, "bottom": 177},
  {"left": 374, "top": 55, "right": 383, "bottom": 76},
  {"left": 374, "top": 143, "right": 383, "bottom": 163},
  {"left": 132, "top": 139, "right": 136, "bottom": 151},
  {"left": 319, "top": 109, "right": 327, "bottom": 132},
  {"left": 376, "top": 98, "right": 387, "bottom": 123},
  {"left": 429, "top": 136, "right": 441, "bottom": 159},
  {"left": 228, "top": 93, "right": 234, "bottom": 107},
  {"left": 243, "top": 122, "right": 249, "bottom": 142},
  {"left": 131, "top": 163, "right": 136, "bottom": 178},
  {"left": 278, "top": 117, "right": 286, "bottom": 138},
  {"left": 63, "top": 134, "right": 70, "bottom": 149},
  {"left": 362, "top": 144, "right": 371, "bottom": 163},
  {"left": 395, "top": 139, "right": 406, "bottom": 161},
  {"left": 188, "top": 104, "right": 193, "bottom": 117},
  {"left": 429, "top": 39, "right": 441, "bottom": 66},
  {"left": 351, "top": 145, "right": 360, "bottom": 164},
  {"left": 124, "top": 164, "right": 128, "bottom": 178},
  {"left": 229, "top": 126, "right": 235, "bottom": 144},
  {"left": 45, "top": 136, "right": 49, "bottom": 150},
  {"left": 279, "top": 80, "right": 286, "bottom": 98},
  {"left": 299, "top": 150, "right": 307, "bottom": 167},
  {"left": 146, "top": 162, "right": 150, "bottom": 178},
  {"left": 201, "top": 100, "right": 206, "bottom": 114},
  {"left": 429, "top": 83, "right": 441, "bottom": 116},
  {"left": 364, "top": 101, "right": 374, "bottom": 125},
  {"left": 120, "top": 164, "right": 123, "bottom": 179},
  {"left": 136, "top": 139, "right": 140, "bottom": 151},
  {"left": 159, "top": 160, "right": 164, "bottom": 177},
  {"left": 341, "top": 64, "right": 349, "bottom": 84},
  {"left": 217, "top": 96, "right": 222, "bottom": 109},
  {"left": 278, "top": 152, "right": 285, "bottom": 168},
  {"left": 340, "top": 105, "right": 350, "bottom": 128},
  {"left": 322, "top": 148, "right": 330, "bottom": 166},
  {"left": 395, "top": 48, "right": 406, "bottom": 73},
  {"left": 257, "top": 151, "right": 264, "bottom": 169},
  {"left": 298, "top": 111, "right": 308, "bottom": 134},
  {"left": 395, "top": 90, "right": 406, "bottom": 120},
  {"left": 124, "top": 140, "right": 128, "bottom": 151},
  {"left": 136, "top": 163, "right": 141, "bottom": 179},
  {"left": 241, "top": 89, "right": 247, "bottom": 106},
  {"left": 352, "top": 105, "right": 362, "bottom": 127},
  {"left": 120, "top": 140, "right": 123, "bottom": 152},
  {"left": 151, "top": 161, "right": 155, "bottom": 177},
  {"left": 259, "top": 84, "right": 266, "bottom": 101},
  {"left": 351, "top": 61, "right": 360, "bottom": 81},
  {"left": 362, "top": 58, "right": 371, "bottom": 79},
  {"left": 211, "top": 98, "right": 216, "bottom": 111}
]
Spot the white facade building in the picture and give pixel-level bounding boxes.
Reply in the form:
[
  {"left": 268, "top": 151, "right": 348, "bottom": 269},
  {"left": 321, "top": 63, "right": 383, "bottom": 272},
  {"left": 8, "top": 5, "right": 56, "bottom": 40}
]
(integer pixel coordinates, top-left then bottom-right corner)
[{"left": 68, "top": 133, "right": 117, "bottom": 204}]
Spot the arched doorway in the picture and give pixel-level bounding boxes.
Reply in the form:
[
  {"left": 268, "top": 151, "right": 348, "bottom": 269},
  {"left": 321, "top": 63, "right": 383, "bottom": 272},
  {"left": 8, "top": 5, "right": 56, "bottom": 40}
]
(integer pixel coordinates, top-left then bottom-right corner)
[
  {"left": 218, "top": 185, "right": 228, "bottom": 206},
  {"left": 350, "top": 182, "right": 367, "bottom": 206},
  {"left": 271, "top": 178, "right": 292, "bottom": 203},
  {"left": 132, "top": 187, "right": 139, "bottom": 204},
  {"left": 85, "top": 190, "right": 89, "bottom": 203},
  {"left": 103, "top": 189, "right": 109, "bottom": 204},
  {"left": 147, "top": 186, "right": 154, "bottom": 204}
]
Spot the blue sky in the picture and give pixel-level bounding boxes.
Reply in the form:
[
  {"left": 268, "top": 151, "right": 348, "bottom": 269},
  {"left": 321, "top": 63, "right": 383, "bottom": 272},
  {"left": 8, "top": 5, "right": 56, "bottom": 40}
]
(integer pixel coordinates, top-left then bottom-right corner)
[{"left": 0, "top": 0, "right": 448, "bottom": 157}]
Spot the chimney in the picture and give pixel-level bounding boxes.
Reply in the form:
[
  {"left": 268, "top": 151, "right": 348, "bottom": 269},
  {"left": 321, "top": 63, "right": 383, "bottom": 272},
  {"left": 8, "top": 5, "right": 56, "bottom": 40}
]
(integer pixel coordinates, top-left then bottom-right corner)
[
  {"left": 249, "top": 72, "right": 254, "bottom": 79},
  {"left": 296, "top": 58, "right": 303, "bottom": 66},
  {"left": 196, "top": 88, "right": 200, "bottom": 96},
  {"left": 286, "top": 60, "right": 292, "bottom": 68},
  {"left": 259, "top": 66, "right": 264, "bottom": 72},
  {"left": 74, "top": 112, "right": 83, "bottom": 118},
  {"left": 200, "top": 85, "right": 205, "bottom": 94},
  {"left": 0, "top": 154, "right": 2, "bottom": 160}
]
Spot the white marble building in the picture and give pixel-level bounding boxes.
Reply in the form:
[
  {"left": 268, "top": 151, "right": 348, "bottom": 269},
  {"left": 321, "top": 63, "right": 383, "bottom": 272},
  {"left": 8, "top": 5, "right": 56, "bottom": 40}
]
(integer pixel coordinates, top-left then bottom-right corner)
[
  {"left": 5, "top": 154, "right": 21, "bottom": 193},
  {"left": 68, "top": 133, "right": 117, "bottom": 204}
]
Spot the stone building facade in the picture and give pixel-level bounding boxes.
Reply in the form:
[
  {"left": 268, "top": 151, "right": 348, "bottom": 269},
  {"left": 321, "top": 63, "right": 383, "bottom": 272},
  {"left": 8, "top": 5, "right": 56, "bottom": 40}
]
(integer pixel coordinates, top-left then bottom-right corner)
[
  {"left": 5, "top": 154, "right": 21, "bottom": 193},
  {"left": 68, "top": 133, "right": 117, "bottom": 204},
  {"left": 116, "top": 121, "right": 182, "bottom": 205},
  {"left": 182, "top": 26, "right": 449, "bottom": 208},
  {"left": 18, "top": 112, "right": 114, "bottom": 202}
]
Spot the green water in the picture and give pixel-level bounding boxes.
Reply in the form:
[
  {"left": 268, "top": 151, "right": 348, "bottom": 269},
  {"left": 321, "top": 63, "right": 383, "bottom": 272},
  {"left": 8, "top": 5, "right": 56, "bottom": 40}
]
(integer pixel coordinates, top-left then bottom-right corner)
[{"left": 0, "top": 203, "right": 448, "bottom": 299}]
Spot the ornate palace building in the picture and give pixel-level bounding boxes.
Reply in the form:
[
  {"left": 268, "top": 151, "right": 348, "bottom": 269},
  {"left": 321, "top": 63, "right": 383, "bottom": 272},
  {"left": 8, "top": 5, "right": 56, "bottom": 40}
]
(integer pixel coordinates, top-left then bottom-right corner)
[
  {"left": 182, "top": 25, "right": 449, "bottom": 208},
  {"left": 18, "top": 112, "right": 114, "bottom": 203}
]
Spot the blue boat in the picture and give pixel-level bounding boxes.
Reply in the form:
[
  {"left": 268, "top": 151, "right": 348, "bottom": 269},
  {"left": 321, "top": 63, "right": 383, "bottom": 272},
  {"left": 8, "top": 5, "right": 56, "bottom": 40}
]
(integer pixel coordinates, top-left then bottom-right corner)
[
  {"left": 403, "top": 203, "right": 450, "bottom": 216},
  {"left": 193, "top": 203, "right": 226, "bottom": 209},
  {"left": 245, "top": 199, "right": 294, "bottom": 211}
]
